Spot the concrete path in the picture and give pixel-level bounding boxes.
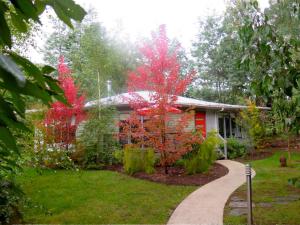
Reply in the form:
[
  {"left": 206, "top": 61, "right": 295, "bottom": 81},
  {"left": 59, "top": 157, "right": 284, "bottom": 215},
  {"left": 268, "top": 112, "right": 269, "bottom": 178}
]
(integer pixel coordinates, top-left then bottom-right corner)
[{"left": 167, "top": 160, "right": 255, "bottom": 225}]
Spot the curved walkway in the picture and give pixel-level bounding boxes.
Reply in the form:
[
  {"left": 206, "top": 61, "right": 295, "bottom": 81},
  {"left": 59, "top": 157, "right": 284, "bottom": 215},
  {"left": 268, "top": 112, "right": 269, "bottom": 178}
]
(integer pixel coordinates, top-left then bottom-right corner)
[{"left": 167, "top": 160, "right": 255, "bottom": 225}]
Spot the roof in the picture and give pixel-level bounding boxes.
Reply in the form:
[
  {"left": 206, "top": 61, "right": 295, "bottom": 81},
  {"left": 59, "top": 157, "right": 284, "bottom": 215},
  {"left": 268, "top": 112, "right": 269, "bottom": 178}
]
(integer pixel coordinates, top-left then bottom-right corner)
[{"left": 84, "top": 91, "right": 270, "bottom": 111}]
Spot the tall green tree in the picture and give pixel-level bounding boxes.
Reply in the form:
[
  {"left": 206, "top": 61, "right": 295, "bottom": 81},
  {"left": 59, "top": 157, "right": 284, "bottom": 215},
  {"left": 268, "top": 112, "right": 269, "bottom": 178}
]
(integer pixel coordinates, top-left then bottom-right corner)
[
  {"left": 71, "top": 22, "right": 135, "bottom": 99},
  {"left": 238, "top": 0, "right": 300, "bottom": 160},
  {"left": 191, "top": 15, "right": 226, "bottom": 102},
  {"left": 190, "top": 1, "right": 276, "bottom": 104},
  {"left": 191, "top": 5, "right": 258, "bottom": 104},
  {"left": 42, "top": 12, "right": 137, "bottom": 100}
]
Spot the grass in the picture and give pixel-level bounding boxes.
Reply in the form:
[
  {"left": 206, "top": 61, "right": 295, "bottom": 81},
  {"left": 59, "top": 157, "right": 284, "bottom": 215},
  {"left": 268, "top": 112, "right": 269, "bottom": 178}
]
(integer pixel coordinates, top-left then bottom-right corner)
[
  {"left": 224, "top": 151, "right": 300, "bottom": 225},
  {"left": 17, "top": 168, "right": 196, "bottom": 224}
]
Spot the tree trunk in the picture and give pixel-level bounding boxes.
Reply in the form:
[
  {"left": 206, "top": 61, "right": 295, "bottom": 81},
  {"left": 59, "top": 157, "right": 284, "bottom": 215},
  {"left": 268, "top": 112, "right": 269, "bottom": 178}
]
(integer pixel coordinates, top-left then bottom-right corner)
[
  {"left": 160, "top": 111, "right": 169, "bottom": 174},
  {"left": 287, "top": 135, "right": 291, "bottom": 162},
  {"left": 164, "top": 164, "right": 168, "bottom": 174}
]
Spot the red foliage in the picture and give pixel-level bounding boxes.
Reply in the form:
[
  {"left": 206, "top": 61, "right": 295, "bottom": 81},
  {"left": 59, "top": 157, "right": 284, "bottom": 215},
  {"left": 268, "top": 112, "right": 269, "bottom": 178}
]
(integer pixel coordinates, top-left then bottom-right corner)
[
  {"left": 44, "top": 56, "right": 86, "bottom": 149},
  {"left": 121, "top": 25, "right": 201, "bottom": 174},
  {"left": 127, "top": 25, "right": 195, "bottom": 107}
]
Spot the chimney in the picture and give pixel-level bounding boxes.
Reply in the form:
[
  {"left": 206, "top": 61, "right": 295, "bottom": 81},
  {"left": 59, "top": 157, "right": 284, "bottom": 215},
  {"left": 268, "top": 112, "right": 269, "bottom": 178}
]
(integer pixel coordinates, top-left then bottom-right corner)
[{"left": 107, "top": 80, "right": 112, "bottom": 99}]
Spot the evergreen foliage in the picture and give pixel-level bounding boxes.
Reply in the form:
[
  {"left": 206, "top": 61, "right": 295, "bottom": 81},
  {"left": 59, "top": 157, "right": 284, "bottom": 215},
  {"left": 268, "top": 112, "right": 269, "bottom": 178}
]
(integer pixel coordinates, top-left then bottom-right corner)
[
  {"left": 78, "top": 107, "right": 119, "bottom": 167},
  {"left": 123, "top": 145, "right": 155, "bottom": 175},
  {"left": 239, "top": 101, "right": 266, "bottom": 149},
  {"left": 184, "top": 131, "right": 219, "bottom": 174},
  {"left": 225, "top": 138, "right": 247, "bottom": 159}
]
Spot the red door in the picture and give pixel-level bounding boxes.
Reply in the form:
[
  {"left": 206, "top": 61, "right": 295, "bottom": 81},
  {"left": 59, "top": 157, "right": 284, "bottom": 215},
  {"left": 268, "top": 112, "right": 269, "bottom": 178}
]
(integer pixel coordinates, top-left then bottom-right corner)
[{"left": 195, "top": 112, "right": 206, "bottom": 138}]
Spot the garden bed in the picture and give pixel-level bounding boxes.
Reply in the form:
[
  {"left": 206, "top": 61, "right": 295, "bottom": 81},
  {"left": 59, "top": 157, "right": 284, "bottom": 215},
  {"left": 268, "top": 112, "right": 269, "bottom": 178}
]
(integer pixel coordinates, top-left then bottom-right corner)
[
  {"left": 243, "top": 150, "right": 274, "bottom": 161},
  {"left": 106, "top": 162, "right": 228, "bottom": 186}
]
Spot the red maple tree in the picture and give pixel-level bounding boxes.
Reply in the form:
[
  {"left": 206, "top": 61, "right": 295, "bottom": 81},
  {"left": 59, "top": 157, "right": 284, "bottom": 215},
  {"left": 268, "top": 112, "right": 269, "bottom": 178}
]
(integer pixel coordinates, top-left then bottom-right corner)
[
  {"left": 121, "top": 25, "right": 202, "bottom": 174},
  {"left": 44, "top": 56, "right": 86, "bottom": 150}
]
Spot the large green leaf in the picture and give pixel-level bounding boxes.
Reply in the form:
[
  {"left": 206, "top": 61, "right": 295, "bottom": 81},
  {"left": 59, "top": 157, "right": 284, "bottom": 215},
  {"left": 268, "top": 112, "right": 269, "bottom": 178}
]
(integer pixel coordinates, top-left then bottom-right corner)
[
  {"left": 0, "top": 148, "right": 9, "bottom": 157},
  {"left": 0, "top": 112, "right": 29, "bottom": 131},
  {"left": 42, "top": 65, "right": 56, "bottom": 74},
  {"left": 34, "top": 0, "right": 46, "bottom": 15},
  {"left": 44, "top": 75, "right": 67, "bottom": 104},
  {"left": 49, "top": 1, "right": 74, "bottom": 28},
  {"left": 55, "top": 0, "right": 86, "bottom": 21},
  {"left": 0, "top": 68, "right": 50, "bottom": 106},
  {"left": 0, "top": 127, "right": 18, "bottom": 154},
  {"left": 0, "top": 156, "right": 19, "bottom": 170},
  {"left": 20, "top": 81, "right": 52, "bottom": 104},
  {"left": 10, "top": 0, "right": 39, "bottom": 22},
  {"left": 0, "top": 96, "right": 28, "bottom": 131},
  {"left": 0, "top": 2, "right": 11, "bottom": 47},
  {"left": 0, "top": 55, "right": 26, "bottom": 87},
  {"left": 10, "top": 11, "right": 28, "bottom": 33},
  {"left": 9, "top": 52, "right": 45, "bottom": 86},
  {"left": 44, "top": 75, "right": 62, "bottom": 93},
  {"left": 47, "top": 0, "right": 87, "bottom": 28},
  {"left": 10, "top": 92, "right": 25, "bottom": 117}
]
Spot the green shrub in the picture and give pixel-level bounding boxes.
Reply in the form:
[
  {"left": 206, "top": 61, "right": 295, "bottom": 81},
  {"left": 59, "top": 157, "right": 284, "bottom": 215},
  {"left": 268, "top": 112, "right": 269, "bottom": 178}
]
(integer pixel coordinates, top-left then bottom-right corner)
[
  {"left": 174, "top": 158, "right": 185, "bottom": 167},
  {"left": 184, "top": 131, "right": 219, "bottom": 174},
  {"left": 288, "top": 177, "right": 300, "bottom": 188},
  {"left": 144, "top": 149, "right": 155, "bottom": 174},
  {"left": 70, "top": 142, "right": 86, "bottom": 165},
  {"left": 123, "top": 145, "right": 155, "bottom": 175},
  {"left": 224, "top": 138, "right": 247, "bottom": 159},
  {"left": 31, "top": 145, "right": 76, "bottom": 170},
  {"left": 113, "top": 149, "right": 124, "bottom": 164},
  {"left": 0, "top": 177, "right": 23, "bottom": 224},
  {"left": 78, "top": 107, "right": 119, "bottom": 167}
]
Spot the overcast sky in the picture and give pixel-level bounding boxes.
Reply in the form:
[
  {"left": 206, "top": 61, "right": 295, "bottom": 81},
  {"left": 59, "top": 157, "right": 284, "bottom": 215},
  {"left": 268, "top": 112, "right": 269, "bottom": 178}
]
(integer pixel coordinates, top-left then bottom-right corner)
[{"left": 29, "top": 0, "right": 269, "bottom": 63}]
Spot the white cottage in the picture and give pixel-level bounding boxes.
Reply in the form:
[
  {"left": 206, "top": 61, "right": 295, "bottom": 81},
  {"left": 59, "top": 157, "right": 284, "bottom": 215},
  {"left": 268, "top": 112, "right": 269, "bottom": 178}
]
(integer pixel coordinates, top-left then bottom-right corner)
[{"left": 84, "top": 91, "right": 269, "bottom": 146}]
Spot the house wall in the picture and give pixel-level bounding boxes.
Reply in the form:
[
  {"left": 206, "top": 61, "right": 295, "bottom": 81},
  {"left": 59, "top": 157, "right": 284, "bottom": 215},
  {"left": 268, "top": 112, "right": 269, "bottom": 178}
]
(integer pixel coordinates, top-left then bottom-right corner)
[
  {"left": 110, "top": 110, "right": 216, "bottom": 134},
  {"left": 167, "top": 113, "right": 195, "bottom": 132},
  {"left": 80, "top": 107, "right": 247, "bottom": 140},
  {"left": 117, "top": 111, "right": 195, "bottom": 133}
]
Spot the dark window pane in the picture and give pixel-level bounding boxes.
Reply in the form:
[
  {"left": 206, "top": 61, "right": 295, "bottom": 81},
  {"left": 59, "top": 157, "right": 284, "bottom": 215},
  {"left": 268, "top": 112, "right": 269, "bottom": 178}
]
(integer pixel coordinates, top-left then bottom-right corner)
[
  {"left": 218, "top": 117, "right": 224, "bottom": 138},
  {"left": 225, "top": 117, "right": 230, "bottom": 138}
]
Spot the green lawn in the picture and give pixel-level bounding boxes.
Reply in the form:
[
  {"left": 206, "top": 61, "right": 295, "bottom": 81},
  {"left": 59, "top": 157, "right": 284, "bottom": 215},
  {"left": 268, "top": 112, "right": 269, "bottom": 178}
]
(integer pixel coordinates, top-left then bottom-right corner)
[
  {"left": 17, "top": 169, "right": 196, "bottom": 224},
  {"left": 224, "top": 151, "right": 300, "bottom": 225}
]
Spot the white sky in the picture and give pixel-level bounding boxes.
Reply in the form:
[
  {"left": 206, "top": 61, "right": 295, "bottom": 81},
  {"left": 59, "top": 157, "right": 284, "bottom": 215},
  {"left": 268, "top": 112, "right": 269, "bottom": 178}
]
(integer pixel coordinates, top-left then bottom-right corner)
[{"left": 29, "top": 0, "right": 270, "bottom": 63}]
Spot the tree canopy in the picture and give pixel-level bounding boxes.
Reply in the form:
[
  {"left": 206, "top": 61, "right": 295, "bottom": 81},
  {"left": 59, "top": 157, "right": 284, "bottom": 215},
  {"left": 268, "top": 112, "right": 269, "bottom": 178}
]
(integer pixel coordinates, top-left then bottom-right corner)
[{"left": 42, "top": 12, "right": 138, "bottom": 100}]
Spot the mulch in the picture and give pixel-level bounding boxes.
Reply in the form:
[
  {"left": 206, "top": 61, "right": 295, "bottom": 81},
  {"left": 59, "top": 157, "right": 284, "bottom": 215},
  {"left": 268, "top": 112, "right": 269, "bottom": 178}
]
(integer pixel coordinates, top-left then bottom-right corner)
[
  {"left": 106, "top": 163, "right": 229, "bottom": 186},
  {"left": 243, "top": 151, "right": 274, "bottom": 161}
]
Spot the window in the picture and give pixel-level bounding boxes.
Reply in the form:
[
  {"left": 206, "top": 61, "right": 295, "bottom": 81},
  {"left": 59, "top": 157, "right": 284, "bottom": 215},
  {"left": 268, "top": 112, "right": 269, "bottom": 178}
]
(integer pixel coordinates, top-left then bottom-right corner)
[
  {"left": 218, "top": 114, "right": 241, "bottom": 138},
  {"left": 218, "top": 117, "right": 224, "bottom": 138}
]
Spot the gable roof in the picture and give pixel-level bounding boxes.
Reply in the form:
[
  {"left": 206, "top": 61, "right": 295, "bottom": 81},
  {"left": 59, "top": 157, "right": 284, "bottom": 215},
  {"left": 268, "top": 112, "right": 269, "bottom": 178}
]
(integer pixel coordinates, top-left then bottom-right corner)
[{"left": 84, "top": 91, "right": 270, "bottom": 111}]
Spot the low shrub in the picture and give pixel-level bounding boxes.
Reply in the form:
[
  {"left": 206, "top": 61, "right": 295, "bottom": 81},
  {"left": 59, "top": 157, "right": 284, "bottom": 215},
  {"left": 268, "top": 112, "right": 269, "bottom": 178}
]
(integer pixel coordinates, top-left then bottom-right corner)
[
  {"left": 288, "top": 177, "right": 300, "bottom": 188},
  {"left": 113, "top": 149, "right": 124, "bottom": 164},
  {"left": 123, "top": 145, "right": 155, "bottom": 175},
  {"left": 173, "top": 158, "right": 185, "bottom": 167},
  {"left": 70, "top": 142, "right": 85, "bottom": 165},
  {"left": 144, "top": 149, "right": 155, "bottom": 174},
  {"left": 224, "top": 138, "right": 247, "bottom": 159},
  {"left": 184, "top": 131, "right": 219, "bottom": 174},
  {"left": 78, "top": 107, "right": 120, "bottom": 168},
  {"left": 31, "top": 145, "right": 76, "bottom": 170},
  {"left": 81, "top": 135, "right": 121, "bottom": 167},
  {"left": 0, "top": 177, "right": 23, "bottom": 224}
]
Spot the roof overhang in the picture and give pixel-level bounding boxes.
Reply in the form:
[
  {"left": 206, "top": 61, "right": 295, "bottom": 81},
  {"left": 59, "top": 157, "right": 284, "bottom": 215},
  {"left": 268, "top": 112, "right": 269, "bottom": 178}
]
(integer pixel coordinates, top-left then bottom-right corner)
[{"left": 84, "top": 91, "right": 270, "bottom": 112}]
